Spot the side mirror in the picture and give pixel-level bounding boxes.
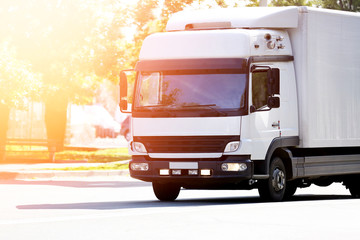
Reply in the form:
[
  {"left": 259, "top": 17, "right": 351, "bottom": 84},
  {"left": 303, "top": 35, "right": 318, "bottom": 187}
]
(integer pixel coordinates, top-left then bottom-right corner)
[
  {"left": 267, "top": 96, "right": 280, "bottom": 109},
  {"left": 119, "top": 71, "right": 128, "bottom": 112}
]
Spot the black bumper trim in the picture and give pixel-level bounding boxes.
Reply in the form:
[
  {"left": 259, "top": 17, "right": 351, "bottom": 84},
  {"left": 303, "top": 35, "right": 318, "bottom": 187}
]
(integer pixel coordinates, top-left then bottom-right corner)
[{"left": 129, "top": 156, "right": 253, "bottom": 188}]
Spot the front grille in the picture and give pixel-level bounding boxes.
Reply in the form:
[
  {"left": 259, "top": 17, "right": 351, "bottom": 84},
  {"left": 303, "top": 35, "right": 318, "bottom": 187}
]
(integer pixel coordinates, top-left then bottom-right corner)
[{"left": 134, "top": 136, "right": 239, "bottom": 153}]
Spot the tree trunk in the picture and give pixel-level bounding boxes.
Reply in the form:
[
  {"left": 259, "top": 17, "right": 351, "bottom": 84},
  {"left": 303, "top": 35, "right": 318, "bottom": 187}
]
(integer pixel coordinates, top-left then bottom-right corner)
[
  {"left": 0, "top": 104, "right": 10, "bottom": 161},
  {"left": 44, "top": 97, "right": 68, "bottom": 152}
]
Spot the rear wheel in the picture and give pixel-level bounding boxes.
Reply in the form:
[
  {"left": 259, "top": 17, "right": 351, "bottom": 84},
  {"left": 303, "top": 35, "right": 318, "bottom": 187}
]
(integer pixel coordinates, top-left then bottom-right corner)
[
  {"left": 152, "top": 182, "right": 181, "bottom": 201},
  {"left": 345, "top": 176, "right": 360, "bottom": 198},
  {"left": 349, "top": 186, "right": 360, "bottom": 198},
  {"left": 258, "top": 157, "right": 287, "bottom": 202}
]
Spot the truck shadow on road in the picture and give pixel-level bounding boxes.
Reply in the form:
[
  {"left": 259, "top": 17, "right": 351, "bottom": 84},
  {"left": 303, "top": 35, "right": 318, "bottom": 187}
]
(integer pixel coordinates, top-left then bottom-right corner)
[
  {"left": 0, "top": 179, "right": 151, "bottom": 188},
  {"left": 16, "top": 194, "right": 353, "bottom": 211},
  {"left": 4, "top": 179, "right": 353, "bottom": 210}
]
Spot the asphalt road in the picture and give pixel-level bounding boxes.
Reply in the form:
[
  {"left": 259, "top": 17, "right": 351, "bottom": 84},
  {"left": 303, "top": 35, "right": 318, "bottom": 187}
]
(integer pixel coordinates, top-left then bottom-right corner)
[{"left": 0, "top": 177, "right": 359, "bottom": 240}]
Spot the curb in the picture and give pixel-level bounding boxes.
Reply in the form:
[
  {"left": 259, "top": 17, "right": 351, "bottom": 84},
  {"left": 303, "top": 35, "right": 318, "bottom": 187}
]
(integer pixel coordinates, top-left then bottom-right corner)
[{"left": 0, "top": 169, "right": 129, "bottom": 180}]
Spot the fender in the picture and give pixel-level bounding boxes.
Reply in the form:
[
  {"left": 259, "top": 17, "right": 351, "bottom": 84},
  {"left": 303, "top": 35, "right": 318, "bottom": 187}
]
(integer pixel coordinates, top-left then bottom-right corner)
[{"left": 255, "top": 136, "right": 299, "bottom": 176}]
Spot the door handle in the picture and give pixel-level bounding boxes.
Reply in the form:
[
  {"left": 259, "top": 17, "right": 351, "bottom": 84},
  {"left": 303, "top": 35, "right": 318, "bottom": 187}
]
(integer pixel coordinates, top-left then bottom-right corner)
[{"left": 272, "top": 121, "right": 280, "bottom": 128}]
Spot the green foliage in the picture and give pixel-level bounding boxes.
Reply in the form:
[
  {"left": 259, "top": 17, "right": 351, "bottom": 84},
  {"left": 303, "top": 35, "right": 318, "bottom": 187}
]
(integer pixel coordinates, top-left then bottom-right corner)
[
  {"left": 215, "top": 0, "right": 230, "bottom": 7},
  {"left": 123, "top": 0, "right": 201, "bottom": 70},
  {"left": 0, "top": 42, "right": 41, "bottom": 108},
  {"left": 55, "top": 148, "right": 130, "bottom": 163},
  {"left": 246, "top": 0, "right": 260, "bottom": 6},
  {"left": 319, "top": 0, "right": 360, "bottom": 11},
  {"left": 271, "top": 0, "right": 312, "bottom": 6},
  {"left": 5, "top": 147, "right": 130, "bottom": 163},
  {"left": 45, "top": 162, "right": 129, "bottom": 171},
  {"left": 246, "top": 0, "right": 359, "bottom": 10},
  {"left": 0, "top": 0, "right": 130, "bottom": 105},
  {"left": 91, "top": 2, "right": 132, "bottom": 84},
  {"left": 161, "top": 0, "right": 197, "bottom": 22}
]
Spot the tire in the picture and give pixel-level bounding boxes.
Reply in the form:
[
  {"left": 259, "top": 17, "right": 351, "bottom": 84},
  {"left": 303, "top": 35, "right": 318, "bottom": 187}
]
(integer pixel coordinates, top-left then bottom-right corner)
[
  {"left": 284, "top": 181, "right": 297, "bottom": 200},
  {"left": 344, "top": 175, "right": 360, "bottom": 198},
  {"left": 349, "top": 186, "right": 360, "bottom": 198},
  {"left": 152, "top": 182, "right": 181, "bottom": 201},
  {"left": 258, "top": 157, "right": 287, "bottom": 202}
]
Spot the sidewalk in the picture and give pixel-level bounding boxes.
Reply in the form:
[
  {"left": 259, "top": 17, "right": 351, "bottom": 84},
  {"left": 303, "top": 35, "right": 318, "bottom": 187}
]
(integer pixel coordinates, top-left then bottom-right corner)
[{"left": 0, "top": 160, "right": 130, "bottom": 180}]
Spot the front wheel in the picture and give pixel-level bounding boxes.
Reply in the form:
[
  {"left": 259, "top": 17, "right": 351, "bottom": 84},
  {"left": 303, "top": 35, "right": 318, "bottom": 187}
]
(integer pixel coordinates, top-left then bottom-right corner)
[
  {"left": 258, "top": 157, "right": 287, "bottom": 202},
  {"left": 284, "top": 180, "right": 297, "bottom": 200},
  {"left": 152, "top": 182, "right": 181, "bottom": 201}
]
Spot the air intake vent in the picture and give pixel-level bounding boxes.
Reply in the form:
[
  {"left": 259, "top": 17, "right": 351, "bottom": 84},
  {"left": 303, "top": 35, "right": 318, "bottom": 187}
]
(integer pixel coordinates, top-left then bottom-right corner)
[
  {"left": 134, "top": 136, "right": 239, "bottom": 153},
  {"left": 185, "top": 21, "right": 232, "bottom": 30}
]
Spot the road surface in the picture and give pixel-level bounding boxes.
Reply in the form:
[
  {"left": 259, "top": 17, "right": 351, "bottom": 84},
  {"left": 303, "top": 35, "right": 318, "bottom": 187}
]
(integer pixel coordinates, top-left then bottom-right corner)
[{"left": 0, "top": 177, "right": 359, "bottom": 240}]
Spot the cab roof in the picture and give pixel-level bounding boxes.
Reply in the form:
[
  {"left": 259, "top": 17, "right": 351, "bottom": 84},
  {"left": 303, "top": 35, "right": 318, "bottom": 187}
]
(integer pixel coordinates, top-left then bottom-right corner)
[{"left": 166, "top": 6, "right": 299, "bottom": 31}]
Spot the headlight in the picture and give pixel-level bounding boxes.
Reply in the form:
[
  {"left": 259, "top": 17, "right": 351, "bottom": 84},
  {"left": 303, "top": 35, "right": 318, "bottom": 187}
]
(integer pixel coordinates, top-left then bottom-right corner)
[
  {"left": 224, "top": 141, "right": 240, "bottom": 152},
  {"left": 130, "top": 163, "right": 149, "bottom": 171},
  {"left": 221, "top": 163, "right": 247, "bottom": 172},
  {"left": 132, "top": 142, "right": 147, "bottom": 153}
]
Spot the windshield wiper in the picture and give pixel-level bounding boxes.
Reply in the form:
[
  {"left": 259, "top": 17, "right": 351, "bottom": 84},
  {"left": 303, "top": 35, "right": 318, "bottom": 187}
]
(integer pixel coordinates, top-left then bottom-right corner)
[{"left": 182, "top": 104, "right": 228, "bottom": 116}]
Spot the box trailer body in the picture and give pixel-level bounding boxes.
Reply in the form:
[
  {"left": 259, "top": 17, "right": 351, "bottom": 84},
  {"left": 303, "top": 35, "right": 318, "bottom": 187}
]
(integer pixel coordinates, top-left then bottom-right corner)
[
  {"left": 289, "top": 8, "right": 360, "bottom": 148},
  {"left": 120, "top": 7, "right": 360, "bottom": 201}
]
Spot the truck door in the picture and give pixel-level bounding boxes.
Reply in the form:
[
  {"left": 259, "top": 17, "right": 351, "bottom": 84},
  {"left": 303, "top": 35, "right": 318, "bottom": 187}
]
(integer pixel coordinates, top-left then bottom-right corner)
[{"left": 249, "top": 65, "right": 281, "bottom": 160}]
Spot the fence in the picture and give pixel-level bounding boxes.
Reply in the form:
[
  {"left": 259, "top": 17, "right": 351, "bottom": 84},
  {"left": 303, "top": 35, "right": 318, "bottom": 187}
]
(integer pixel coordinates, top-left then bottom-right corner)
[
  {"left": 4, "top": 102, "right": 126, "bottom": 153},
  {"left": 7, "top": 102, "right": 47, "bottom": 140}
]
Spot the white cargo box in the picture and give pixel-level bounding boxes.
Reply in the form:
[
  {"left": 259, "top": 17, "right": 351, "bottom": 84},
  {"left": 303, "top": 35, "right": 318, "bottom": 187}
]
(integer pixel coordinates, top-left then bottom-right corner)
[{"left": 289, "top": 7, "right": 360, "bottom": 148}]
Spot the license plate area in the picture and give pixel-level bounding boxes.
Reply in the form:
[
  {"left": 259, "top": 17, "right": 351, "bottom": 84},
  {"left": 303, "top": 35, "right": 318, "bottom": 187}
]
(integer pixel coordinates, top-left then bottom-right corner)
[{"left": 169, "top": 162, "right": 198, "bottom": 169}]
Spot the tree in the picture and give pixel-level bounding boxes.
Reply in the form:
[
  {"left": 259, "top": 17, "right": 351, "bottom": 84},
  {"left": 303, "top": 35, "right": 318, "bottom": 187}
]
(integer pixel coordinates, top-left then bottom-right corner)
[
  {"left": 0, "top": 0, "right": 93, "bottom": 150},
  {"left": 123, "top": 0, "right": 202, "bottom": 70},
  {"left": 0, "top": 42, "right": 41, "bottom": 160},
  {"left": 317, "top": 0, "right": 360, "bottom": 11},
  {"left": 161, "top": 0, "right": 198, "bottom": 26},
  {"left": 0, "top": 42, "right": 41, "bottom": 109},
  {"left": 214, "top": 0, "right": 230, "bottom": 7},
  {"left": 246, "top": 0, "right": 260, "bottom": 6},
  {"left": 0, "top": 0, "right": 130, "bottom": 150},
  {"left": 272, "top": 0, "right": 312, "bottom": 6},
  {"left": 244, "top": 0, "right": 359, "bottom": 10},
  {"left": 118, "top": 0, "right": 203, "bottom": 104}
]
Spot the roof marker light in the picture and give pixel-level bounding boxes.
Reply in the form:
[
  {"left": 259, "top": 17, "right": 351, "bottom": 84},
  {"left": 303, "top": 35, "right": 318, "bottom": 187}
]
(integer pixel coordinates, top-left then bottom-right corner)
[
  {"left": 264, "top": 33, "right": 272, "bottom": 41},
  {"left": 276, "top": 36, "right": 284, "bottom": 41}
]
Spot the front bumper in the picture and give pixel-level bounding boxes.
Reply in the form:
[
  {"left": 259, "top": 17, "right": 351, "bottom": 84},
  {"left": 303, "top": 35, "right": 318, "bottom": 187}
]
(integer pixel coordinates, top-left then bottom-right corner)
[{"left": 129, "top": 155, "right": 254, "bottom": 189}]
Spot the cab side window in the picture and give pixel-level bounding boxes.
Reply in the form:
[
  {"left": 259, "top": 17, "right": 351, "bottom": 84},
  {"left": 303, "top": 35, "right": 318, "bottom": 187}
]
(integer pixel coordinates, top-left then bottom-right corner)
[{"left": 252, "top": 70, "right": 268, "bottom": 109}]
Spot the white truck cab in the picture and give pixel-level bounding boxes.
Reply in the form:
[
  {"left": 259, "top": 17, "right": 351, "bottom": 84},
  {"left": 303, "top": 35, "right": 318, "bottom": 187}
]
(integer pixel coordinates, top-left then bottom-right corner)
[{"left": 120, "top": 7, "right": 360, "bottom": 201}]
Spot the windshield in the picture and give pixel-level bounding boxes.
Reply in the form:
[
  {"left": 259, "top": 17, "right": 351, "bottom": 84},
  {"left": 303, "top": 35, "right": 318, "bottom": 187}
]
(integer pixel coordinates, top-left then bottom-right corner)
[{"left": 134, "top": 70, "right": 248, "bottom": 117}]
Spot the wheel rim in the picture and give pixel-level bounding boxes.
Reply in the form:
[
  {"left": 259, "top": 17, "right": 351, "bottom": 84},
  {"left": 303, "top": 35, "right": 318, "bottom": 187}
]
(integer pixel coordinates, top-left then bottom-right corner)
[{"left": 272, "top": 168, "right": 285, "bottom": 192}]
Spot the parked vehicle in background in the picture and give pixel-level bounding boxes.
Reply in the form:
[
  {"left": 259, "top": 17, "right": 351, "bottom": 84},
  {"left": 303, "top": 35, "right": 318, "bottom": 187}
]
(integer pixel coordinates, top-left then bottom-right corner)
[
  {"left": 69, "top": 105, "right": 121, "bottom": 139},
  {"left": 86, "top": 105, "right": 120, "bottom": 138},
  {"left": 120, "top": 115, "right": 131, "bottom": 141},
  {"left": 120, "top": 7, "right": 360, "bottom": 202}
]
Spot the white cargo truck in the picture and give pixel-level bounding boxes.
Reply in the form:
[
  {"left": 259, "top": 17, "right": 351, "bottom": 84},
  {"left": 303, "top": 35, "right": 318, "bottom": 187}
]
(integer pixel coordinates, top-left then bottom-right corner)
[{"left": 119, "top": 6, "right": 360, "bottom": 201}]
